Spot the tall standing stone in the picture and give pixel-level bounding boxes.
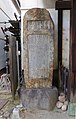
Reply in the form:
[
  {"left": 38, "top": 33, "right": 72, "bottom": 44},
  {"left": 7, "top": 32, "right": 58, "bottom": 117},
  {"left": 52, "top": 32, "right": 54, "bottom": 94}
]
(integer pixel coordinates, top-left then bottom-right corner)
[
  {"left": 23, "top": 8, "right": 54, "bottom": 88},
  {"left": 22, "top": 8, "right": 58, "bottom": 110}
]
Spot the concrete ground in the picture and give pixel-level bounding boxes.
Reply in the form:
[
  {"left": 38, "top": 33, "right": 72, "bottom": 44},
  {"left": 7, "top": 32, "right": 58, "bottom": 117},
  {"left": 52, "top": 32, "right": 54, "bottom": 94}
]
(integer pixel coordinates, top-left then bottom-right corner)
[
  {"left": 16, "top": 108, "right": 75, "bottom": 119},
  {"left": 0, "top": 89, "right": 75, "bottom": 119}
]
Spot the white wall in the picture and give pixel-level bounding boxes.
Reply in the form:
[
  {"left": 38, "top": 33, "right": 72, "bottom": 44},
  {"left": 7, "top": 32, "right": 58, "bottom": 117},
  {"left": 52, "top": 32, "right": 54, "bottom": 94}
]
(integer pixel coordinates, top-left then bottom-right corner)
[
  {"left": 62, "top": 10, "right": 70, "bottom": 69},
  {"left": 0, "top": 0, "right": 19, "bottom": 20},
  {"left": 0, "top": 0, "right": 19, "bottom": 69},
  {"left": 20, "top": 0, "right": 57, "bottom": 9}
]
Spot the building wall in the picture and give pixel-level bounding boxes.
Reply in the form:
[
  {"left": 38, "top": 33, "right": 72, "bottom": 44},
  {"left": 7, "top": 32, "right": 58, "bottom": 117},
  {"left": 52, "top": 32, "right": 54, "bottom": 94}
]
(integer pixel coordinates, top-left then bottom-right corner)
[
  {"left": 20, "top": 0, "right": 70, "bottom": 69},
  {"left": 20, "top": 0, "right": 57, "bottom": 9},
  {"left": 0, "top": 0, "right": 19, "bottom": 69},
  {"left": 62, "top": 10, "right": 70, "bottom": 69}
]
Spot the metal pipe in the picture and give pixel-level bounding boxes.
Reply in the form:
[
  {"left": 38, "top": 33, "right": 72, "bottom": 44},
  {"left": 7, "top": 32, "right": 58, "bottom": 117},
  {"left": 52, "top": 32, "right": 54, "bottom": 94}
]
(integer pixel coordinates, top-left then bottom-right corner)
[
  {"left": 16, "top": 0, "right": 21, "bottom": 7},
  {"left": 11, "top": 0, "right": 21, "bottom": 15}
]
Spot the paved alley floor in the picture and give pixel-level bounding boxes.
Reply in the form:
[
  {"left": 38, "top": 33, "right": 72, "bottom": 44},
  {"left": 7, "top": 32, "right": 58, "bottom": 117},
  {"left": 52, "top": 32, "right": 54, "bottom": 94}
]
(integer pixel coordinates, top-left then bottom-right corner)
[
  {"left": 14, "top": 108, "right": 74, "bottom": 119},
  {"left": 0, "top": 90, "right": 75, "bottom": 119}
]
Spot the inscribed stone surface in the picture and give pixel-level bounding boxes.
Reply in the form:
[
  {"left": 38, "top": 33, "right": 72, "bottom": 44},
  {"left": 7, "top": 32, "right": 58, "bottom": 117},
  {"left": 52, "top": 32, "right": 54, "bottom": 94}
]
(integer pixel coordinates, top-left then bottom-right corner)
[
  {"left": 28, "top": 35, "right": 53, "bottom": 79},
  {"left": 28, "top": 20, "right": 50, "bottom": 31},
  {"left": 23, "top": 8, "right": 54, "bottom": 88}
]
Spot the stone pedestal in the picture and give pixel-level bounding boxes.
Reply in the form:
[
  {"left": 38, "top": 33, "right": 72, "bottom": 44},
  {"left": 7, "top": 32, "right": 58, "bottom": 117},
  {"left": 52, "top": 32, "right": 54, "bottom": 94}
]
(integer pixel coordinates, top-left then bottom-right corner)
[{"left": 20, "top": 87, "right": 58, "bottom": 111}]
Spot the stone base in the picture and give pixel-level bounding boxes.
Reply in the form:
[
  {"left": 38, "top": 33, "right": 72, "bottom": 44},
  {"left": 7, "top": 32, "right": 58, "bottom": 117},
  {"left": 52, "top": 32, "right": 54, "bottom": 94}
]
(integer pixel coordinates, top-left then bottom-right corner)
[{"left": 20, "top": 87, "right": 58, "bottom": 111}]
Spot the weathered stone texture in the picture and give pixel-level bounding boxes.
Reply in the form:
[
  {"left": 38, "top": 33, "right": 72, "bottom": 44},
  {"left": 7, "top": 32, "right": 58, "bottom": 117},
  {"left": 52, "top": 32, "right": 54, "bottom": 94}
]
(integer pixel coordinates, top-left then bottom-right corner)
[
  {"left": 21, "top": 87, "right": 58, "bottom": 110},
  {"left": 23, "top": 8, "right": 54, "bottom": 88}
]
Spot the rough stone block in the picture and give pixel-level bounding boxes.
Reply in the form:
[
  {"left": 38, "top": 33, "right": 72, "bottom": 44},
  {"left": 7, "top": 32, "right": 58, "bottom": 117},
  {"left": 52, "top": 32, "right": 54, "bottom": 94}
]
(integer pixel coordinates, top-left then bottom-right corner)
[{"left": 20, "top": 87, "right": 58, "bottom": 111}]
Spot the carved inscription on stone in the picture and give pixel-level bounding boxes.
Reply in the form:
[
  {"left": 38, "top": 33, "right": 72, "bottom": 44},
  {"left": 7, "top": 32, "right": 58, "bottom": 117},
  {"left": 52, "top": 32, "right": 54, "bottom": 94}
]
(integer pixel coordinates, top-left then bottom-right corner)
[
  {"left": 28, "top": 21, "right": 50, "bottom": 31},
  {"left": 28, "top": 35, "right": 53, "bottom": 79},
  {"left": 23, "top": 8, "right": 54, "bottom": 88}
]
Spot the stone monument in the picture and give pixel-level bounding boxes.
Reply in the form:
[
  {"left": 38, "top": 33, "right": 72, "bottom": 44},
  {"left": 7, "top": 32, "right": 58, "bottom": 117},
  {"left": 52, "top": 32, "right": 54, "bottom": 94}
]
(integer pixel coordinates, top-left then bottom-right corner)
[{"left": 21, "top": 8, "right": 58, "bottom": 110}]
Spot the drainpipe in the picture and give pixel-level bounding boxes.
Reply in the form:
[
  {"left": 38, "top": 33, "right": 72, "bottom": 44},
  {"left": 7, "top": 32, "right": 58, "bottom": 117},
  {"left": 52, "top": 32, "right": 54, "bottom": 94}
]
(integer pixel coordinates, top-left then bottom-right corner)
[{"left": 11, "top": 0, "right": 21, "bottom": 15}]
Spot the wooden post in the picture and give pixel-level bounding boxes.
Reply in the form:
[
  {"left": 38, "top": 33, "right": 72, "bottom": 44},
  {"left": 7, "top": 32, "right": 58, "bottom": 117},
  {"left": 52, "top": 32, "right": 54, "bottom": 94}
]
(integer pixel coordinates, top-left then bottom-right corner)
[
  {"left": 58, "top": 9, "right": 63, "bottom": 67},
  {"left": 55, "top": 0, "right": 72, "bottom": 100},
  {"left": 9, "top": 36, "right": 18, "bottom": 100},
  {"left": 55, "top": 0, "right": 76, "bottom": 101},
  {"left": 70, "top": 0, "right": 76, "bottom": 101}
]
